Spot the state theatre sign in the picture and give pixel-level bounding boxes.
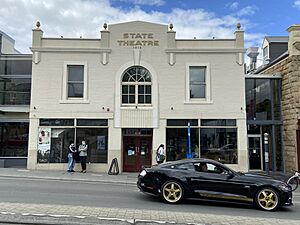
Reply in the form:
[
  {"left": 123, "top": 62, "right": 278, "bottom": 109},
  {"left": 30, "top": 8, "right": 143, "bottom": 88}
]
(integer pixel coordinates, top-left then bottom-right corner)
[{"left": 117, "top": 33, "right": 159, "bottom": 46}]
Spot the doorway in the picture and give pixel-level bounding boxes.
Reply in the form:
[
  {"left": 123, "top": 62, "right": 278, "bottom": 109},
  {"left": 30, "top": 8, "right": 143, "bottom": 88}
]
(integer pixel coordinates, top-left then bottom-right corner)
[
  {"left": 248, "top": 135, "right": 263, "bottom": 170},
  {"left": 122, "top": 129, "right": 152, "bottom": 172}
]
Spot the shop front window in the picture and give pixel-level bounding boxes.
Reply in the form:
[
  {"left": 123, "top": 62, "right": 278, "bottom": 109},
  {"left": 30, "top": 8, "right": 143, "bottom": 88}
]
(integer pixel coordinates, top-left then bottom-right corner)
[
  {"left": 37, "top": 119, "right": 108, "bottom": 164},
  {"left": 76, "top": 128, "right": 108, "bottom": 163},
  {"left": 166, "top": 128, "right": 199, "bottom": 161},
  {"left": 46, "top": 128, "right": 74, "bottom": 163},
  {"left": 0, "top": 122, "right": 29, "bottom": 157},
  {"left": 200, "top": 128, "right": 237, "bottom": 164}
]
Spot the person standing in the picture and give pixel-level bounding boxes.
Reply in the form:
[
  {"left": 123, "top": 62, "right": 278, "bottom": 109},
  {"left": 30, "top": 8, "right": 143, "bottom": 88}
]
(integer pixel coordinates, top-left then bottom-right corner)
[
  {"left": 78, "top": 140, "right": 88, "bottom": 173},
  {"left": 67, "top": 141, "right": 76, "bottom": 172},
  {"left": 156, "top": 144, "right": 165, "bottom": 164}
]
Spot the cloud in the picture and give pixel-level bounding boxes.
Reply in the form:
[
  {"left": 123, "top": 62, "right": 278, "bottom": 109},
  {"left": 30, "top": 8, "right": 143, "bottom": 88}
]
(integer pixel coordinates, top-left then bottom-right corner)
[
  {"left": 0, "top": 0, "right": 263, "bottom": 54},
  {"left": 294, "top": 0, "right": 300, "bottom": 9},
  {"left": 237, "top": 6, "right": 258, "bottom": 16},
  {"left": 118, "top": 0, "right": 165, "bottom": 6},
  {"left": 227, "top": 2, "right": 239, "bottom": 10}
]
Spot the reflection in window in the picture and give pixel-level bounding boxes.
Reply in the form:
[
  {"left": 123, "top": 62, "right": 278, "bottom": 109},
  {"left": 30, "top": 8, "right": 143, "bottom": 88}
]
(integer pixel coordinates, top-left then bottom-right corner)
[
  {"left": 46, "top": 128, "right": 74, "bottom": 163},
  {"left": 67, "top": 65, "right": 84, "bottom": 98},
  {"left": 38, "top": 128, "right": 109, "bottom": 163},
  {"left": 121, "top": 66, "right": 151, "bottom": 105},
  {"left": 0, "top": 78, "right": 31, "bottom": 105},
  {"left": 0, "top": 60, "right": 32, "bottom": 75},
  {"left": 246, "top": 79, "right": 280, "bottom": 120},
  {"left": 166, "top": 128, "right": 199, "bottom": 161},
  {"left": 0, "top": 122, "right": 29, "bottom": 157},
  {"left": 200, "top": 128, "right": 237, "bottom": 164},
  {"left": 189, "top": 66, "right": 206, "bottom": 99},
  {"left": 76, "top": 128, "right": 108, "bottom": 163}
]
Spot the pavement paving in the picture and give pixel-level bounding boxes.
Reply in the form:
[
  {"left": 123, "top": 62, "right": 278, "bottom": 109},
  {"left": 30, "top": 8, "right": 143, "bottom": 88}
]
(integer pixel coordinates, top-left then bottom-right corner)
[
  {"left": 0, "top": 168, "right": 138, "bottom": 185},
  {"left": 0, "top": 168, "right": 299, "bottom": 225}
]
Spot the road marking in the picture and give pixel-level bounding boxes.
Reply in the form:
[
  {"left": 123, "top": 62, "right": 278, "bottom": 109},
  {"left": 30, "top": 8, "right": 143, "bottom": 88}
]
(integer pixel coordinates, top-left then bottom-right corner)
[
  {"left": 32, "top": 213, "right": 47, "bottom": 216},
  {"left": 0, "top": 212, "right": 15, "bottom": 215},
  {"left": 49, "top": 214, "right": 70, "bottom": 218},
  {"left": 74, "top": 215, "right": 86, "bottom": 219},
  {"left": 98, "top": 217, "right": 134, "bottom": 224}
]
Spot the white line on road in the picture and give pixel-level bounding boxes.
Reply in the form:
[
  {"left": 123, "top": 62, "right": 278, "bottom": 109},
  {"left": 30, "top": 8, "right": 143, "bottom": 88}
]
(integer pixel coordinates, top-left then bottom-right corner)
[
  {"left": 49, "top": 214, "right": 70, "bottom": 218},
  {"left": 98, "top": 217, "right": 135, "bottom": 224},
  {"left": 74, "top": 215, "right": 87, "bottom": 219},
  {"left": 0, "top": 212, "right": 15, "bottom": 215}
]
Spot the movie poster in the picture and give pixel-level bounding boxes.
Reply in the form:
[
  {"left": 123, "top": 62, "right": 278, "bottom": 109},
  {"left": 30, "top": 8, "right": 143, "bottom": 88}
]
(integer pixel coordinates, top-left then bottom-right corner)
[
  {"left": 37, "top": 127, "right": 51, "bottom": 163},
  {"left": 97, "top": 136, "right": 106, "bottom": 151}
]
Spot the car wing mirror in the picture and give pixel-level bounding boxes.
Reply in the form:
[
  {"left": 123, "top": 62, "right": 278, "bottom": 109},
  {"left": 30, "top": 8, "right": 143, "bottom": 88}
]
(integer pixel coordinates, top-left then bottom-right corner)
[{"left": 227, "top": 172, "right": 235, "bottom": 179}]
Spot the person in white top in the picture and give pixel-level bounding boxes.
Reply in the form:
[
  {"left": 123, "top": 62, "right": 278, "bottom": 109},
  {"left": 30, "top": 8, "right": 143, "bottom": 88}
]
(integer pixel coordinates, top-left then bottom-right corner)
[
  {"left": 156, "top": 144, "right": 165, "bottom": 164},
  {"left": 78, "top": 140, "right": 88, "bottom": 173}
]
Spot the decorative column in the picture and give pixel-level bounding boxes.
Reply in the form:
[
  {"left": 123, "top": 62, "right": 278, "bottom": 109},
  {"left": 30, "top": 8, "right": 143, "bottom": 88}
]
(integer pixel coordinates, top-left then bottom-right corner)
[
  {"left": 234, "top": 22, "right": 244, "bottom": 65},
  {"left": 31, "top": 21, "right": 43, "bottom": 64}
]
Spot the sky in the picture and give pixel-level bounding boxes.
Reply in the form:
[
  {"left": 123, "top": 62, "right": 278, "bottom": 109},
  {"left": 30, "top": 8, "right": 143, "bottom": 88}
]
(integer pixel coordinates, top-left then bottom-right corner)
[{"left": 0, "top": 0, "right": 299, "bottom": 62}]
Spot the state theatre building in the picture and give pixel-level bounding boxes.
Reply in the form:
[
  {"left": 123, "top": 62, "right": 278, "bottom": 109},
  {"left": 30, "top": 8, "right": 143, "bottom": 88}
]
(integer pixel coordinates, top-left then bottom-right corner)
[{"left": 28, "top": 21, "right": 248, "bottom": 172}]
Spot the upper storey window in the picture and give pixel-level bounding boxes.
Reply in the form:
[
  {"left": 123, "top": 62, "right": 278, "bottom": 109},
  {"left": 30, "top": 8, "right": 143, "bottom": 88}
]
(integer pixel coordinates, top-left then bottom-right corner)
[
  {"left": 121, "top": 66, "right": 152, "bottom": 105},
  {"left": 67, "top": 65, "right": 84, "bottom": 98}
]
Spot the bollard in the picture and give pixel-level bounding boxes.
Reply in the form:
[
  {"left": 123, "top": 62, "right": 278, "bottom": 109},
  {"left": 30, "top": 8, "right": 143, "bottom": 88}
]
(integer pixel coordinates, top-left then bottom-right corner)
[{"left": 264, "top": 133, "right": 269, "bottom": 175}]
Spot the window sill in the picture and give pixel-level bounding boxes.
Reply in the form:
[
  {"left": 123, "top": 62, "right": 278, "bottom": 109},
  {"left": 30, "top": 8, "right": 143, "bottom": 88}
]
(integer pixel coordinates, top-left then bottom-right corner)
[
  {"left": 121, "top": 105, "right": 152, "bottom": 108},
  {"left": 59, "top": 99, "right": 90, "bottom": 104},
  {"left": 184, "top": 100, "right": 213, "bottom": 105}
]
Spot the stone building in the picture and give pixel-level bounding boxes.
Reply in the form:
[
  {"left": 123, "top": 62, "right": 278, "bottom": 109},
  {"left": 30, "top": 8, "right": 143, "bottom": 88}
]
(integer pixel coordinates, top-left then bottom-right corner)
[{"left": 253, "top": 25, "right": 300, "bottom": 172}]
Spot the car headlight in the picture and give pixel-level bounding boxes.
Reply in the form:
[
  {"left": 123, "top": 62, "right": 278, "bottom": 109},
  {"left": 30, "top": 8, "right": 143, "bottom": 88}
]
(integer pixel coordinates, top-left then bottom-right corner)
[
  {"left": 278, "top": 184, "right": 291, "bottom": 192},
  {"left": 139, "top": 170, "right": 147, "bottom": 177}
]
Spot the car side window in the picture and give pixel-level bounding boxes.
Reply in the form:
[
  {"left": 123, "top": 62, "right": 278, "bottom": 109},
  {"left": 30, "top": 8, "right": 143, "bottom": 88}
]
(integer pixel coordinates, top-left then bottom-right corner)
[
  {"left": 174, "top": 163, "right": 195, "bottom": 170},
  {"left": 194, "top": 162, "right": 229, "bottom": 174}
]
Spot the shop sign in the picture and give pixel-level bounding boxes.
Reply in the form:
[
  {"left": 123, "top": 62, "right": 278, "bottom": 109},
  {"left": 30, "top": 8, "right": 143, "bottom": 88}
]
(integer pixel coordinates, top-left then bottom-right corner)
[{"left": 117, "top": 33, "right": 159, "bottom": 46}]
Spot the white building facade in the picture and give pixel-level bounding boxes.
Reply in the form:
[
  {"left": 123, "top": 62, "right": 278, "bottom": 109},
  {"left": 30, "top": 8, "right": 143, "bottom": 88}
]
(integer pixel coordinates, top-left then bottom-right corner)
[{"left": 28, "top": 21, "right": 248, "bottom": 172}]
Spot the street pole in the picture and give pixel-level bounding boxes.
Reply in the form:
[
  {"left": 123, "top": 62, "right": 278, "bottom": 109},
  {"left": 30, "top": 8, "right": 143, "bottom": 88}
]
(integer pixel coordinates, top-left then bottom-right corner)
[{"left": 264, "top": 133, "right": 269, "bottom": 175}]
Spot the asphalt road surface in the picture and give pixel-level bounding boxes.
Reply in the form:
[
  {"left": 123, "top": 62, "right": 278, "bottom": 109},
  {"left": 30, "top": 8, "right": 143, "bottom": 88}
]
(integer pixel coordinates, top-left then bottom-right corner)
[{"left": 0, "top": 176, "right": 299, "bottom": 221}]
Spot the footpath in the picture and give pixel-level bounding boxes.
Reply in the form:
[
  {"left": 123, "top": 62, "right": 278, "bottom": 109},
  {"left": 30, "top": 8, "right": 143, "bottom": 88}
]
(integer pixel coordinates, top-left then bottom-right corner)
[{"left": 0, "top": 168, "right": 299, "bottom": 225}]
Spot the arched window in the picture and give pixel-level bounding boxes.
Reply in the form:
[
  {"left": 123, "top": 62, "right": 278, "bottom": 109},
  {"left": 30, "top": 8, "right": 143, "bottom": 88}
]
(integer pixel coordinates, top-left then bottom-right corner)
[{"left": 121, "top": 66, "right": 152, "bottom": 105}]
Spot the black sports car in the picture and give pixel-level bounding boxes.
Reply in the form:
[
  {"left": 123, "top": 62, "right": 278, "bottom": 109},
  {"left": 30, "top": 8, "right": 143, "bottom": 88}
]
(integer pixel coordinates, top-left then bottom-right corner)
[{"left": 137, "top": 159, "right": 293, "bottom": 211}]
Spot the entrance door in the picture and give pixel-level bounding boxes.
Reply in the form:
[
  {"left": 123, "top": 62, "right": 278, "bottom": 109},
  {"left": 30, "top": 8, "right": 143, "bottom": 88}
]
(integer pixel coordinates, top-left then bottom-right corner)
[
  {"left": 123, "top": 136, "right": 152, "bottom": 172},
  {"left": 248, "top": 135, "right": 263, "bottom": 170}
]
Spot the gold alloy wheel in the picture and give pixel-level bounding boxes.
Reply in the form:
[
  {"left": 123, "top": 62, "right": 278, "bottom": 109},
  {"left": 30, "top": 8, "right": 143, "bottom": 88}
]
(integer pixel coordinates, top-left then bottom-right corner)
[
  {"left": 257, "top": 188, "right": 279, "bottom": 211},
  {"left": 162, "top": 181, "right": 183, "bottom": 203}
]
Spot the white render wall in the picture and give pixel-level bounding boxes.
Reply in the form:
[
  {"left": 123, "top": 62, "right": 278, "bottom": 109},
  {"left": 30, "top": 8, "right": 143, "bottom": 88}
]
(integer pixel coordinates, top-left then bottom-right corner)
[{"left": 28, "top": 21, "right": 248, "bottom": 172}]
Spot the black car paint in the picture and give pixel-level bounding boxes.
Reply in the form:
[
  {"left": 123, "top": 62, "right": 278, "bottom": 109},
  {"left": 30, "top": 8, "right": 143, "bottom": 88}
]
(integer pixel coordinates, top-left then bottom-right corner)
[{"left": 137, "top": 159, "right": 292, "bottom": 207}]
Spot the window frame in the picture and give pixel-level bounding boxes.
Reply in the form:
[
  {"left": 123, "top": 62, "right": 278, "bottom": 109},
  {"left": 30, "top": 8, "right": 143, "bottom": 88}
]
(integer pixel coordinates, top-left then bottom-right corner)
[
  {"left": 185, "top": 63, "right": 211, "bottom": 104},
  {"left": 61, "top": 62, "right": 88, "bottom": 103},
  {"left": 121, "top": 66, "right": 152, "bottom": 106}
]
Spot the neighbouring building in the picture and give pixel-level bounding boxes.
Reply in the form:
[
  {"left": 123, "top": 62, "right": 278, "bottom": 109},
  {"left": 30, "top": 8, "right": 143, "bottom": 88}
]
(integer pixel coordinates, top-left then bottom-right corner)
[
  {"left": 28, "top": 21, "right": 248, "bottom": 173},
  {"left": 0, "top": 31, "right": 32, "bottom": 167},
  {"left": 247, "top": 24, "right": 300, "bottom": 172}
]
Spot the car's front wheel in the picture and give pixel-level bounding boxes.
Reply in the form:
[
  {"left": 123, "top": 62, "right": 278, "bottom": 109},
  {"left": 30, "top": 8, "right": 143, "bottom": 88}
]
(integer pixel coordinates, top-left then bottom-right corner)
[
  {"left": 161, "top": 180, "right": 184, "bottom": 203},
  {"left": 255, "top": 187, "right": 280, "bottom": 211}
]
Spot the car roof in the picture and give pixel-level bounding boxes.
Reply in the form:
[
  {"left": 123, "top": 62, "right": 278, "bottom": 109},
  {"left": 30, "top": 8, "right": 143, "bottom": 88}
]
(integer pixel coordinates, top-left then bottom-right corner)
[
  {"left": 159, "top": 158, "right": 220, "bottom": 166},
  {"left": 158, "top": 158, "right": 233, "bottom": 171}
]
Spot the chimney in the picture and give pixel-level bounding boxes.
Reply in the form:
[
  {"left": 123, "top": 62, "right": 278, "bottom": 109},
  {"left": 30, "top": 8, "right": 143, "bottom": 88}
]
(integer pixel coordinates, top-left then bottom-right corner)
[
  {"left": 246, "top": 47, "right": 259, "bottom": 72},
  {"left": 287, "top": 24, "right": 300, "bottom": 56}
]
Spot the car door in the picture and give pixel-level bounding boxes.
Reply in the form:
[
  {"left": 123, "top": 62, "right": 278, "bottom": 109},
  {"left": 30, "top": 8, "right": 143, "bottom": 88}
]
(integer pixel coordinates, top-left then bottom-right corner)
[{"left": 190, "top": 162, "right": 252, "bottom": 202}]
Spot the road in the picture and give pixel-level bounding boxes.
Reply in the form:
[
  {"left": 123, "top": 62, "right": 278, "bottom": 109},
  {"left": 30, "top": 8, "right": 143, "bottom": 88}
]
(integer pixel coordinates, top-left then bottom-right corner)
[{"left": 0, "top": 176, "right": 299, "bottom": 223}]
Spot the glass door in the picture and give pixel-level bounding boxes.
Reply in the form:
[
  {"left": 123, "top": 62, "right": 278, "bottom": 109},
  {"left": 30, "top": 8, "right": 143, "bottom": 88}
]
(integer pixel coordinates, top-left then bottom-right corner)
[{"left": 248, "top": 135, "right": 263, "bottom": 170}]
